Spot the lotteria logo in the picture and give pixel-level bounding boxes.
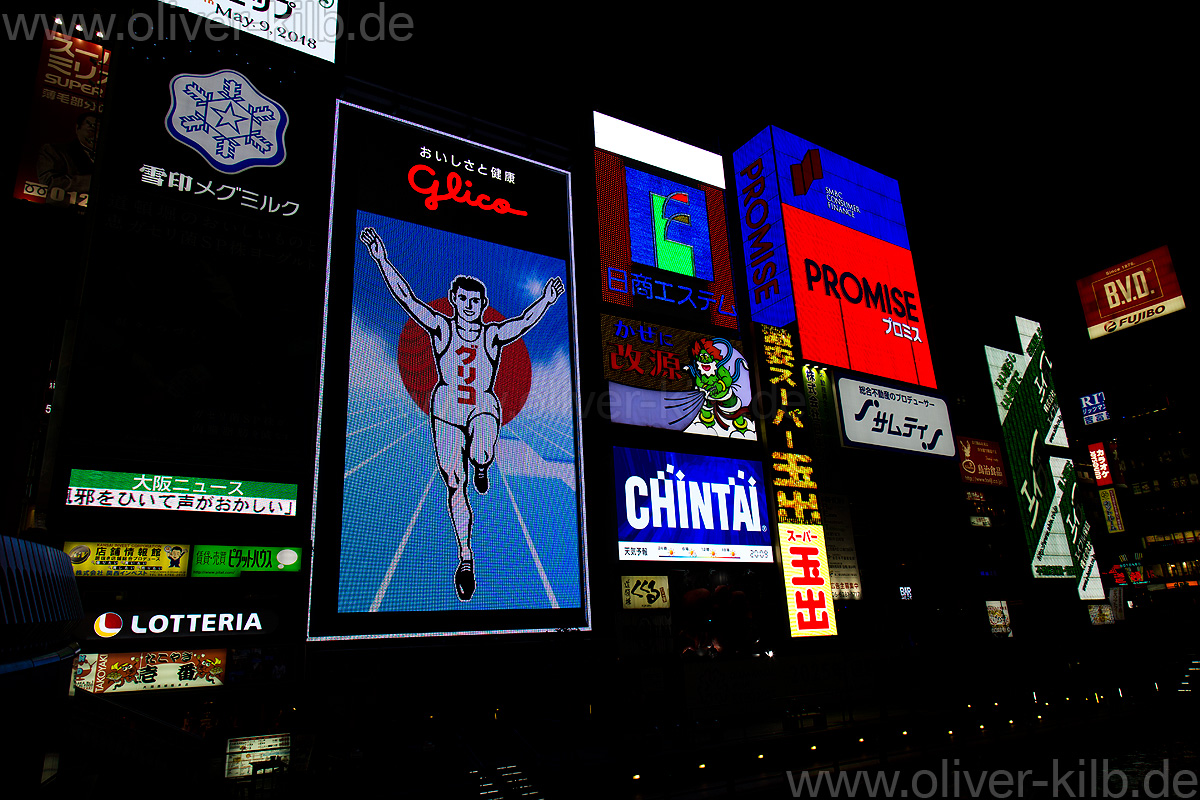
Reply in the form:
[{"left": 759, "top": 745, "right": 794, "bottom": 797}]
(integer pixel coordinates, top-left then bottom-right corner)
[
  {"left": 624, "top": 463, "right": 762, "bottom": 532},
  {"left": 91, "top": 610, "right": 265, "bottom": 637},
  {"left": 94, "top": 612, "right": 122, "bottom": 638}
]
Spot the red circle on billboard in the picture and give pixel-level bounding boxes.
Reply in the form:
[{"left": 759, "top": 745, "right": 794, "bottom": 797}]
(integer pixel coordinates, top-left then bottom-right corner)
[{"left": 396, "top": 297, "right": 531, "bottom": 425}]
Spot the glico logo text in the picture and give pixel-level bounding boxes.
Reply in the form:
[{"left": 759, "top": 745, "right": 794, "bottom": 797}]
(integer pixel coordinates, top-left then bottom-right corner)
[
  {"left": 624, "top": 464, "right": 762, "bottom": 532},
  {"left": 408, "top": 165, "right": 527, "bottom": 217}
]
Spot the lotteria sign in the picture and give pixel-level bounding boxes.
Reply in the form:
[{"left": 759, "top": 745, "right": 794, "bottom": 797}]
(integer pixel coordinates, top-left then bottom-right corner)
[
  {"left": 614, "top": 447, "right": 771, "bottom": 562},
  {"left": 90, "top": 609, "right": 274, "bottom": 641},
  {"left": 732, "top": 127, "right": 936, "bottom": 388}
]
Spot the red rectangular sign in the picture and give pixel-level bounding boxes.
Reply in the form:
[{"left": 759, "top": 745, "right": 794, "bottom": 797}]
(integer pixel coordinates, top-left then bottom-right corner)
[
  {"left": 1077, "top": 246, "right": 1185, "bottom": 339},
  {"left": 12, "top": 31, "right": 108, "bottom": 208},
  {"left": 957, "top": 437, "right": 1007, "bottom": 487},
  {"left": 782, "top": 204, "right": 935, "bottom": 387},
  {"left": 1089, "top": 442, "right": 1113, "bottom": 486}
]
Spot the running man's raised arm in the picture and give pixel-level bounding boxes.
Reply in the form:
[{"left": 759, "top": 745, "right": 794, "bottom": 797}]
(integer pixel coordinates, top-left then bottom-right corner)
[
  {"left": 360, "top": 227, "right": 442, "bottom": 333},
  {"left": 495, "top": 276, "right": 564, "bottom": 344}
]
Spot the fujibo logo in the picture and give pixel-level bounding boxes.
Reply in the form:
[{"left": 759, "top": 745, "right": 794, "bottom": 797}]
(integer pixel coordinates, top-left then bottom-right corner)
[
  {"left": 1103, "top": 304, "right": 1166, "bottom": 333},
  {"left": 91, "top": 610, "right": 265, "bottom": 638},
  {"left": 94, "top": 612, "right": 122, "bottom": 638},
  {"left": 624, "top": 463, "right": 762, "bottom": 533}
]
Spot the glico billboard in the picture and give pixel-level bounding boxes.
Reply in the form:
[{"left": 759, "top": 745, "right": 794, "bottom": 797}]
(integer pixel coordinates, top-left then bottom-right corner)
[
  {"left": 1076, "top": 245, "right": 1185, "bottom": 340},
  {"left": 308, "top": 103, "right": 590, "bottom": 640},
  {"left": 732, "top": 127, "right": 935, "bottom": 388}
]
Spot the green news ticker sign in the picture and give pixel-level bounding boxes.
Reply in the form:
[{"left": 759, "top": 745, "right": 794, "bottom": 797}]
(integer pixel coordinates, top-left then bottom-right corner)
[
  {"left": 191, "top": 545, "right": 303, "bottom": 577},
  {"left": 984, "top": 318, "right": 1102, "bottom": 600},
  {"left": 66, "top": 470, "right": 297, "bottom": 516}
]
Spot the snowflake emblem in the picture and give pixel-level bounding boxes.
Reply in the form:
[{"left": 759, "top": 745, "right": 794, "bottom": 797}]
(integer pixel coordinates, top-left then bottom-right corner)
[{"left": 164, "top": 69, "right": 288, "bottom": 174}]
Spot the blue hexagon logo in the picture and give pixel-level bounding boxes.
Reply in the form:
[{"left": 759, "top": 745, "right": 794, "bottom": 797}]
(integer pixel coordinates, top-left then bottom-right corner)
[{"left": 164, "top": 69, "right": 288, "bottom": 174}]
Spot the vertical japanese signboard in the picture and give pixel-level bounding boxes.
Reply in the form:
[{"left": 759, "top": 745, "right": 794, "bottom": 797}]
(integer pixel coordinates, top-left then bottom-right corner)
[
  {"left": 1089, "top": 443, "right": 1113, "bottom": 487},
  {"left": 13, "top": 30, "right": 108, "bottom": 208},
  {"left": 985, "top": 600, "right": 1012, "bottom": 637},
  {"left": 756, "top": 323, "right": 838, "bottom": 637},
  {"left": 985, "top": 318, "right": 1103, "bottom": 600},
  {"left": 593, "top": 112, "right": 737, "bottom": 330},
  {"left": 732, "top": 127, "right": 936, "bottom": 388},
  {"left": 1098, "top": 488, "right": 1125, "bottom": 534},
  {"left": 820, "top": 493, "right": 861, "bottom": 600},
  {"left": 1076, "top": 246, "right": 1185, "bottom": 339},
  {"left": 308, "top": 102, "right": 590, "bottom": 640}
]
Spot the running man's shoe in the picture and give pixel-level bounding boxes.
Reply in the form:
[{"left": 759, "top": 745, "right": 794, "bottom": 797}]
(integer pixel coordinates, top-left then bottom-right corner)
[
  {"left": 474, "top": 464, "right": 489, "bottom": 494},
  {"left": 455, "top": 560, "right": 476, "bottom": 601}
]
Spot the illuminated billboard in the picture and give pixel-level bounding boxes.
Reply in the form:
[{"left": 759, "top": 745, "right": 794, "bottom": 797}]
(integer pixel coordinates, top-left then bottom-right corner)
[
  {"left": 65, "top": 470, "right": 297, "bottom": 516},
  {"left": 226, "top": 734, "right": 291, "bottom": 778},
  {"left": 732, "top": 127, "right": 935, "bottom": 387},
  {"left": 986, "top": 600, "right": 1012, "bottom": 637},
  {"left": 614, "top": 447, "right": 770, "bottom": 562},
  {"left": 191, "top": 545, "right": 303, "bottom": 577},
  {"left": 308, "top": 102, "right": 589, "bottom": 640},
  {"left": 1099, "top": 488, "right": 1125, "bottom": 534},
  {"left": 160, "top": 1, "right": 341, "bottom": 63},
  {"left": 13, "top": 31, "right": 108, "bottom": 208},
  {"left": 1089, "top": 442, "right": 1113, "bottom": 486},
  {"left": 781, "top": 524, "right": 838, "bottom": 637},
  {"left": 835, "top": 375, "right": 953, "bottom": 457},
  {"left": 64, "top": 542, "right": 189, "bottom": 577},
  {"left": 1076, "top": 246, "right": 1185, "bottom": 339},
  {"left": 87, "top": 609, "right": 275, "bottom": 642},
  {"left": 74, "top": 650, "right": 226, "bottom": 694},
  {"left": 756, "top": 323, "right": 838, "bottom": 636},
  {"left": 621, "top": 576, "right": 670, "bottom": 609},
  {"left": 821, "top": 493, "right": 861, "bottom": 600},
  {"left": 602, "top": 313, "right": 755, "bottom": 438},
  {"left": 594, "top": 112, "right": 737, "bottom": 330},
  {"left": 957, "top": 437, "right": 1008, "bottom": 487},
  {"left": 985, "top": 318, "right": 1103, "bottom": 600},
  {"left": 1080, "top": 392, "right": 1110, "bottom": 425}
]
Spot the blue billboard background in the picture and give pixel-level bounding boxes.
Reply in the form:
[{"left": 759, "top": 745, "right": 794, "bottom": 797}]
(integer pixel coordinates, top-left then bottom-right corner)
[
  {"left": 338, "top": 210, "right": 583, "bottom": 615},
  {"left": 614, "top": 446, "right": 770, "bottom": 550}
]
